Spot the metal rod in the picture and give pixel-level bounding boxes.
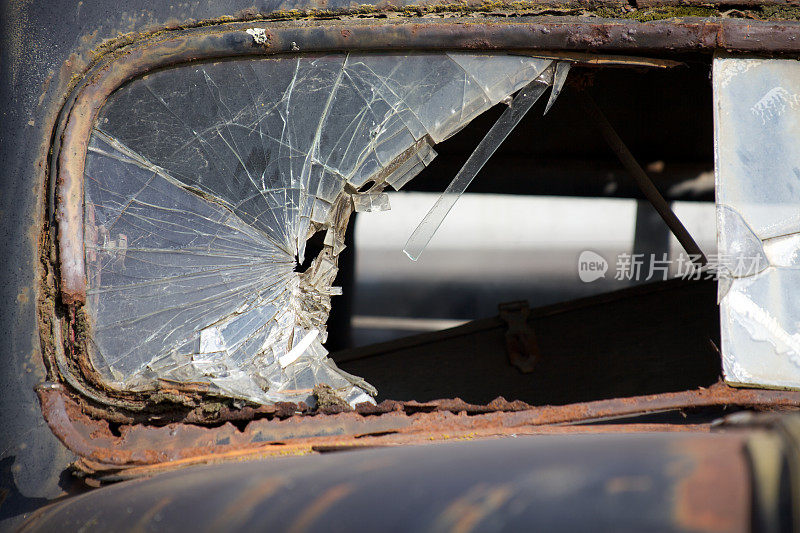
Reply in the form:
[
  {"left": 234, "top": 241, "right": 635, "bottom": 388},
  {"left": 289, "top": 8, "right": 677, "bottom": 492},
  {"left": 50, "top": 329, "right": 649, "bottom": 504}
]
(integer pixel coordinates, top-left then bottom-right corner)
[{"left": 579, "top": 92, "right": 708, "bottom": 266}]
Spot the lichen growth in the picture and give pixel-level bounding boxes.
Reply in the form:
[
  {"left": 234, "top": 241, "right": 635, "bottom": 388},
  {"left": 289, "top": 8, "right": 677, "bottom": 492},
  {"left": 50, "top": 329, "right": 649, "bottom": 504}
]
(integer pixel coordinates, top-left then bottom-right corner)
[
  {"left": 759, "top": 4, "right": 800, "bottom": 20},
  {"left": 77, "top": 0, "right": 800, "bottom": 71},
  {"left": 74, "top": 307, "right": 90, "bottom": 341},
  {"left": 626, "top": 6, "right": 719, "bottom": 21},
  {"left": 313, "top": 384, "right": 352, "bottom": 411},
  {"left": 592, "top": 4, "right": 719, "bottom": 20},
  {"left": 200, "top": 401, "right": 225, "bottom": 415}
]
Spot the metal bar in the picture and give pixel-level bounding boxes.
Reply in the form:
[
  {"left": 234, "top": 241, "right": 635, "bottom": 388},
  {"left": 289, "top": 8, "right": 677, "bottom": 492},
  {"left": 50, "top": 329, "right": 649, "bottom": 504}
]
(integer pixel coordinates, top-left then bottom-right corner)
[
  {"left": 521, "top": 52, "right": 683, "bottom": 69},
  {"left": 36, "top": 381, "right": 800, "bottom": 477},
  {"left": 579, "top": 91, "right": 708, "bottom": 265}
]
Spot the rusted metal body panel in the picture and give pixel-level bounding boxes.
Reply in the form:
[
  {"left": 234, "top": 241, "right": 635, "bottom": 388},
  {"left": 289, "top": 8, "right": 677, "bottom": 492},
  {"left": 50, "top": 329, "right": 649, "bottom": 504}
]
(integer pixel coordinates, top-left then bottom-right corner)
[
  {"left": 21, "top": 432, "right": 753, "bottom": 532},
  {"left": 35, "top": 380, "right": 800, "bottom": 480},
  {"left": 35, "top": 2, "right": 800, "bottom": 491},
  {"left": 5, "top": 0, "right": 800, "bottom": 527}
]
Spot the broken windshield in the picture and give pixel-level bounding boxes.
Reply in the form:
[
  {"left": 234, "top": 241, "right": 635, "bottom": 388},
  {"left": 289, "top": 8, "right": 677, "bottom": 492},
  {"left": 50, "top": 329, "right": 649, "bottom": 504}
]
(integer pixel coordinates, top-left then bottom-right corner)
[{"left": 82, "top": 51, "right": 553, "bottom": 406}]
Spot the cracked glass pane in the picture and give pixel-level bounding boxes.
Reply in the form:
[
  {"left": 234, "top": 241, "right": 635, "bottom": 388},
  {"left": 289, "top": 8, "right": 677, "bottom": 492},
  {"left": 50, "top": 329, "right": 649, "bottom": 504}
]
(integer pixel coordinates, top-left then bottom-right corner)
[
  {"left": 83, "top": 52, "right": 552, "bottom": 405},
  {"left": 714, "top": 55, "right": 800, "bottom": 389}
]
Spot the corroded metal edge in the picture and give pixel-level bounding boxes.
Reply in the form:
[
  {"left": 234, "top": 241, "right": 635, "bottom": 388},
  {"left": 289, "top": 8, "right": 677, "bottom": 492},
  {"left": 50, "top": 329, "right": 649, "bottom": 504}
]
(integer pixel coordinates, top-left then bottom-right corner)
[
  {"left": 36, "top": 380, "right": 800, "bottom": 479},
  {"left": 46, "top": 15, "right": 800, "bottom": 417}
]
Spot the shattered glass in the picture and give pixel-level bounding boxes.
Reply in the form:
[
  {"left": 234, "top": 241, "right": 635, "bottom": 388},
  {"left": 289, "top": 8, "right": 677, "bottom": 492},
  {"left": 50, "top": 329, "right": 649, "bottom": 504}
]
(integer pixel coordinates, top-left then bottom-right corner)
[
  {"left": 83, "top": 52, "right": 552, "bottom": 405},
  {"left": 404, "top": 61, "right": 563, "bottom": 260},
  {"left": 714, "top": 55, "right": 800, "bottom": 389}
]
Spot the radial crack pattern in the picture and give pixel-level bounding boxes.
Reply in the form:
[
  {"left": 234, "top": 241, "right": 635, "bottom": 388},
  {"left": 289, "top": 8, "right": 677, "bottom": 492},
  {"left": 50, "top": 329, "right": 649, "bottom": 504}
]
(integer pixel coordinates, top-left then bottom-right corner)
[{"left": 83, "top": 52, "right": 551, "bottom": 405}]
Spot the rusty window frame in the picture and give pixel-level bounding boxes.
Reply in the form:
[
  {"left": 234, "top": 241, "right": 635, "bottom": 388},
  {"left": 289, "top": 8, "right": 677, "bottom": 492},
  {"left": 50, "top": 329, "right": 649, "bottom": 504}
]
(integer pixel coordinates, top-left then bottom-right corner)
[
  {"left": 40, "top": 16, "right": 800, "bottom": 478},
  {"left": 54, "top": 15, "right": 800, "bottom": 307},
  {"left": 53, "top": 14, "right": 800, "bottom": 299}
]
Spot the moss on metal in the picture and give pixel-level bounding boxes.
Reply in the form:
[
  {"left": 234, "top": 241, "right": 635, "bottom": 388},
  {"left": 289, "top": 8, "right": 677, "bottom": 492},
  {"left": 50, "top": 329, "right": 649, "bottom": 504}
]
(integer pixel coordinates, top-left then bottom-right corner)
[
  {"left": 82, "top": 0, "right": 800, "bottom": 64},
  {"left": 759, "top": 4, "right": 800, "bottom": 19}
]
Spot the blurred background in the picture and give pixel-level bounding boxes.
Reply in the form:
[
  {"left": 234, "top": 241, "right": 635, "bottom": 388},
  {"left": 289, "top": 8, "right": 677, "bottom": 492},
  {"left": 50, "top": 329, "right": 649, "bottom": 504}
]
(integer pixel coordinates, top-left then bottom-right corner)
[
  {"left": 350, "top": 192, "right": 717, "bottom": 346},
  {"left": 328, "top": 60, "right": 719, "bottom": 350}
]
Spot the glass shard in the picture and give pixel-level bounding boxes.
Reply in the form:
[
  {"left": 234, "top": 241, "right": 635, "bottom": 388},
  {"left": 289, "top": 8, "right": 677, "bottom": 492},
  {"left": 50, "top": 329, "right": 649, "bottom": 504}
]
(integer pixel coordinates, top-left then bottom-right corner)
[
  {"left": 714, "top": 55, "right": 800, "bottom": 389},
  {"left": 543, "top": 60, "right": 572, "bottom": 115},
  {"left": 83, "top": 52, "right": 551, "bottom": 405},
  {"left": 403, "top": 63, "right": 554, "bottom": 261}
]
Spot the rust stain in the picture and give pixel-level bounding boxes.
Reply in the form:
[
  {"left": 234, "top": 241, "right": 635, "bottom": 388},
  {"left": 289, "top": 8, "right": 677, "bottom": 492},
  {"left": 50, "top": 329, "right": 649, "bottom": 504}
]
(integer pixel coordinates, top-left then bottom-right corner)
[
  {"left": 287, "top": 483, "right": 355, "bottom": 533},
  {"left": 604, "top": 475, "right": 653, "bottom": 494},
  {"left": 130, "top": 495, "right": 174, "bottom": 533},
  {"left": 17, "top": 287, "right": 30, "bottom": 304},
  {"left": 673, "top": 438, "right": 750, "bottom": 533},
  {"left": 208, "top": 477, "right": 287, "bottom": 531},
  {"left": 37, "top": 68, "right": 55, "bottom": 108},
  {"left": 33, "top": 380, "right": 800, "bottom": 483},
  {"left": 434, "top": 484, "right": 514, "bottom": 533},
  {"left": 67, "top": 421, "right": 712, "bottom": 481}
]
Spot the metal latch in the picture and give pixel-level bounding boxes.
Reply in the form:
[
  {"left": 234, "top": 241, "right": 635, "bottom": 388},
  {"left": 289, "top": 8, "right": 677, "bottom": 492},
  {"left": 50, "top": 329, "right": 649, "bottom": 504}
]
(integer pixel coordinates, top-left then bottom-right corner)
[{"left": 498, "top": 300, "right": 541, "bottom": 374}]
